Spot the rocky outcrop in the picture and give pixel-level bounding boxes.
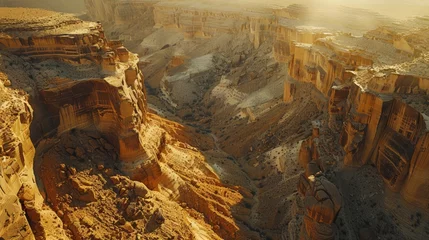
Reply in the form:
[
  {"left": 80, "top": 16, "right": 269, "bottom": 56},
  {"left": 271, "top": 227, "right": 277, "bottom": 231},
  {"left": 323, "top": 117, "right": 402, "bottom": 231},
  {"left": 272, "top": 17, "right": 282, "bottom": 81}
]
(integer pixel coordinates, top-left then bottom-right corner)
[
  {"left": 0, "top": 7, "right": 257, "bottom": 239},
  {"left": 0, "top": 9, "right": 106, "bottom": 60},
  {"left": 294, "top": 126, "right": 342, "bottom": 240},
  {"left": 0, "top": 8, "right": 149, "bottom": 164},
  {"left": 0, "top": 75, "right": 35, "bottom": 239},
  {"left": 339, "top": 85, "right": 392, "bottom": 167},
  {"left": 39, "top": 54, "right": 148, "bottom": 162},
  {"left": 273, "top": 21, "right": 330, "bottom": 63},
  {"left": 402, "top": 126, "right": 429, "bottom": 208},
  {"left": 285, "top": 11, "right": 429, "bottom": 212}
]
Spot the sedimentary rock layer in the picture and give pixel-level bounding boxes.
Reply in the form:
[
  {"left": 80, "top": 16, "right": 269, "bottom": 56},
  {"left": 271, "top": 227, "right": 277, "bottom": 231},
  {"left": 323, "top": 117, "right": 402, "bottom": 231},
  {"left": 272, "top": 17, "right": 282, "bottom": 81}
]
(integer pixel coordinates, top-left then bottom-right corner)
[
  {"left": 0, "top": 7, "right": 258, "bottom": 239},
  {"left": 0, "top": 74, "right": 35, "bottom": 239}
]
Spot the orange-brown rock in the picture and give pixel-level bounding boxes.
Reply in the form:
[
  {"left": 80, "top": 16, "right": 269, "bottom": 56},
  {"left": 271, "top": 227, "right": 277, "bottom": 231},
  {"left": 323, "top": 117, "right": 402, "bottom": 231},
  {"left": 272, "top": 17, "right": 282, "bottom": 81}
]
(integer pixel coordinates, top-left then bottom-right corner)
[
  {"left": 328, "top": 86, "right": 350, "bottom": 132},
  {"left": 402, "top": 127, "right": 429, "bottom": 208},
  {"left": 298, "top": 121, "right": 322, "bottom": 169},
  {"left": 296, "top": 160, "right": 342, "bottom": 240},
  {"left": 0, "top": 7, "right": 259, "bottom": 239},
  {"left": 283, "top": 80, "right": 296, "bottom": 103},
  {"left": 371, "top": 100, "right": 425, "bottom": 191},
  {"left": 339, "top": 84, "right": 392, "bottom": 167},
  {"left": 0, "top": 76, "right": 35, "bottom": 239}
]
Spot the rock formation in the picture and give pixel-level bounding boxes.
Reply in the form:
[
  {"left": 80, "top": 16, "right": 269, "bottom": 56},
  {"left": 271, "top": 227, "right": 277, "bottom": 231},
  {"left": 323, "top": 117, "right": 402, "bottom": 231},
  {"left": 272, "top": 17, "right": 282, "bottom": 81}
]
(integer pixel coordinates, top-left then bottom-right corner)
[
  {"left": 0, "top": 72, "right": 35, "bottom": 239},
  {"left": 0, "top": 7, "right": 256, "bottom": 239},
  {"left": 288, "top": 123, "right": 342, "bottom": 240},
  {"left": 1, "top": 1, "right": 429, "bottom": 240},
  {"left": 289, "top": 16, "right": 429, "bottom": 210},
  {"left": 83, "top": 1, "right": 429, "bottom": 239}
]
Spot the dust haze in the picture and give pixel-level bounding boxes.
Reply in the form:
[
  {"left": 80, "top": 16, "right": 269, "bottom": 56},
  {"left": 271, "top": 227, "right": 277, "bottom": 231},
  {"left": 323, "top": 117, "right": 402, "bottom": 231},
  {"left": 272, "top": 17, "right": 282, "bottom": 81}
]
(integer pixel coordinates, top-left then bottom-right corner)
[
  {"left": 0, "top": 0, "right": 428, "bottom": 19},
  {"left": 206, "top": 0, "right": 429, "bottom": 19}
]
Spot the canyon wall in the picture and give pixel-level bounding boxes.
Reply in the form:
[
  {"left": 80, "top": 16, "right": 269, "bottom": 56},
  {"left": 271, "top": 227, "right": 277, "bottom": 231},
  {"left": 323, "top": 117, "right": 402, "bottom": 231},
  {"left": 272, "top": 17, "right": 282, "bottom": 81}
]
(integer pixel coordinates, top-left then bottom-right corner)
[
  {"left": 0, "top": 9, "right": 150, "bottom": 164},
  {"left": 0, "top": 8, "right": 257, "bottom": 239},
  {"left": 0, "top": 77, "right": 35, "bottom": 239},
  {"left": 80, "top": 1, "right": 429, "bottom": 238},
  {"left": 289, "top": 16, "right": 429, "bottom": 210}
]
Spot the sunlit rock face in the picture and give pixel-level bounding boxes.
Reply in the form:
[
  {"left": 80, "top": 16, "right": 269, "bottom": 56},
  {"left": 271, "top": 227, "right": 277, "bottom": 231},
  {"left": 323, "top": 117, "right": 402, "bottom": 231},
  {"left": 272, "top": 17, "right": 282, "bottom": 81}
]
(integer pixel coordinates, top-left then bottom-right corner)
[
  {"left": 372, "top": 100, "right": 425, "bottom": 190},
  {"left": 280, "top": 7, "right": 429, "bottom": 215},
  {"left": 0, "top": 7, "right": 258, "bottom": 239},
  {"left": 0, "top": 8, "right": 150, "bottom": 239},
  {"left": 0, "top": 8, "right": 149, "bottom": 164},
  {"left": 40, "top": 76, "right": 148, "bottom": 163},
  {"left": 0, "top": 9, "right": 106, "bottom": 60},
  {"left": 339, "top": 85, "right": 392, "bottom": 167},
  {"left": 0, "top": 78, "right": 35, "bottom": 239}
]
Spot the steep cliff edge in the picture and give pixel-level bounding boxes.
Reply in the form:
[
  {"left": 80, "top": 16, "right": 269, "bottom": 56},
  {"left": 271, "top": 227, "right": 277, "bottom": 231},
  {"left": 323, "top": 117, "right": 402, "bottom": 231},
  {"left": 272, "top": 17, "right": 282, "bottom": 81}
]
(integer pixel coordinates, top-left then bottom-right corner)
[
  {"left": 2, "top": 1, "right": 429, "bottom": 239},
  {"left": 289, "top": 13, "right": 429, "bottom": 240},
  {"left": 0, "top": 8, "right": 257, "bottom": 239},
  {"left": 79, "top": 1, "right": 429, "bottom": 239},
  {"left": 0, "top": 73, "right": 37, "bottom": 239}
]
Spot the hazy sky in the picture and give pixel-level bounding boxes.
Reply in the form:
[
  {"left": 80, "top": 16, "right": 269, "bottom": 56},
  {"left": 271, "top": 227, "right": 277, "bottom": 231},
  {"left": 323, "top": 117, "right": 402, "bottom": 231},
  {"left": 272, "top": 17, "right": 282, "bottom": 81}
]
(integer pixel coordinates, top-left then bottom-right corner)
[{"left": 230, "top": 0, "right": 429, "bottom": 19}]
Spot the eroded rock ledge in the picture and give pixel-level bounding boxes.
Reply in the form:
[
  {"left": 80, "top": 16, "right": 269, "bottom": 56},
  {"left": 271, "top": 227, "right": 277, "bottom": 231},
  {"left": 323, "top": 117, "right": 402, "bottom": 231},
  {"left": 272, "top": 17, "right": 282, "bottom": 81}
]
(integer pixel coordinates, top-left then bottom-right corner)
[
  {"left": 0, "top": 8, "right": 255, "bottom": 239},
  {"left": 83, "top": 1, "right": 429, "bottom": 239}
]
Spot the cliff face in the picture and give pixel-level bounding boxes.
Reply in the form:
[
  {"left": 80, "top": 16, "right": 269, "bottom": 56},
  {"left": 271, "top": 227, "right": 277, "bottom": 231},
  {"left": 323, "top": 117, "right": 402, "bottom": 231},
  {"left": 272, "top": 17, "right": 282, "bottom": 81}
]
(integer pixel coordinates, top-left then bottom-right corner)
[
  {"left": 0, "top": 8, "right": 255, "bottom": 239},
  {"left": 0, "top": 76, "right": 35, "bottom": 239},
  {"left": 288, "top": 13, "right": 429, "bottom": 211},
  {"left": 2, "top": 1, "right": 429, "bottom": 239},
  {"left": 79, "top": 1, "right": 429, "bottom": 239}
]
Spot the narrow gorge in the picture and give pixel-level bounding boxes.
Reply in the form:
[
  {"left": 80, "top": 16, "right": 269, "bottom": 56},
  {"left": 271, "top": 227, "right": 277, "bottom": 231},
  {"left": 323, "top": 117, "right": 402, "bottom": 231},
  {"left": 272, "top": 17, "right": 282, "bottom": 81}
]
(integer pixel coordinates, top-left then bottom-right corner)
[{"left": 1, "top": 1, "right": 429, "bottom": 240}]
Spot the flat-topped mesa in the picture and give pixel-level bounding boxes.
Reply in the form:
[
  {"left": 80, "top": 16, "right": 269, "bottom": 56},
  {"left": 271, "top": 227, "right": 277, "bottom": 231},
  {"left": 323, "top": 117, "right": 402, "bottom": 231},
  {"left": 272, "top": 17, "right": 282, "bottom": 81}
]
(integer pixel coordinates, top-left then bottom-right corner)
[
  {"left": 0, "top": 9, "right": 110, "bottom": 61},
  {"left": 281, "top": 10, "right": 429, "bottom": 211}
]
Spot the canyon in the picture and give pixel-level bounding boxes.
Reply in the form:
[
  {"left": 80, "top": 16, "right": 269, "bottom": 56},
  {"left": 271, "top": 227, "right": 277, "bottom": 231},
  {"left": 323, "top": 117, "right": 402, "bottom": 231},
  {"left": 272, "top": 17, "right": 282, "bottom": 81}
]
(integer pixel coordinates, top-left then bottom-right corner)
[{"left": 1, "top": 1, "right": 429, "bottom": 240}]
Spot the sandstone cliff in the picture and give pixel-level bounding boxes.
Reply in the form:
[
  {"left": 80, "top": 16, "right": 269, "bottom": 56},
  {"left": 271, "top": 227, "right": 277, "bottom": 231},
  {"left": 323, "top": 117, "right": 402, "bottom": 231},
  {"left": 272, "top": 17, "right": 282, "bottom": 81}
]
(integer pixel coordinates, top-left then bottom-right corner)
[
  {"left": 0, "top": 8, "right": 256, "bottom": 239},
  {"left": 287, "top": 10, "right": 429, "bottom": 240},
  {"left": 1, "top": 1, "right": 429, "bottom": 239},
  {"left": 0, "top": 73, "right": 36, "bottom": 239},
  {"left": 84, "top": 1, "right": 429, "bottom": 239}
]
